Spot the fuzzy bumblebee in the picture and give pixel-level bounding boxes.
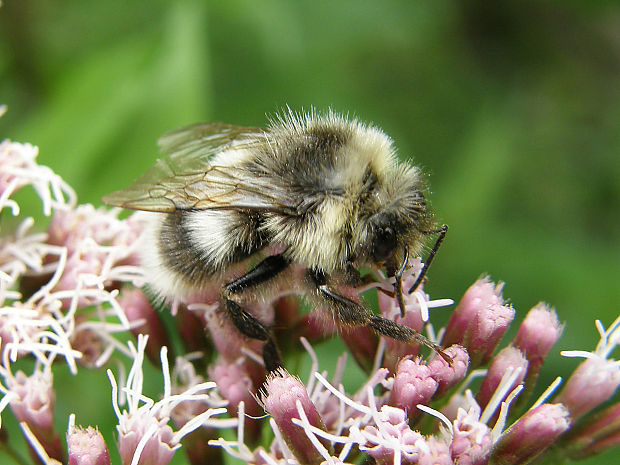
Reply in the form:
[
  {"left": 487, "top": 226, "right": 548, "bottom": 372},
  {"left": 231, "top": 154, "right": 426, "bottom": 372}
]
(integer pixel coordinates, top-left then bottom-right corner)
[{"left": 104, "top": 109, "right": 448, "bottom": 370}]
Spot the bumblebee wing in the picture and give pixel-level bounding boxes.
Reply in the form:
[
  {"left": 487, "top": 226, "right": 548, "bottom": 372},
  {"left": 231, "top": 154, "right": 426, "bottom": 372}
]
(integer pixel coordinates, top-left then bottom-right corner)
[{"left": 102, "top": 123, "right": 298, "bottom": 215}]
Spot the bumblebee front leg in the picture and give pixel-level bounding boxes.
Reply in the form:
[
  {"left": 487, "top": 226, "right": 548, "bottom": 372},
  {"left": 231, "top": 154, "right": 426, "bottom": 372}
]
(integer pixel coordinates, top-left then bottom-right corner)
[
  {"left": 310, "top": 269, "right": 452, "bottom": 363},
  {"left": 222, "top": 254, "right": 289, "bottom": 372}
]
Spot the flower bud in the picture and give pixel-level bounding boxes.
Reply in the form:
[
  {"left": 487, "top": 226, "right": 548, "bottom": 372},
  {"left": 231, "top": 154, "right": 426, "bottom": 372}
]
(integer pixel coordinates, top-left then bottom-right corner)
[
  {"left": 67, "top": 425, "right": 111, "bottom": 465},
  {"left": 389, "top": 358, "right": 438, "bottom": 419},
  {"left": 9, "top": 369, "right": 64, "bottom": 462},
  {"left": 476, "top": 346, "right": 528, "bottom": 413},
  {"left": 117, "top": 414, "right": 176, "bottom": 465},
  {"left": 293, "top": 310, "right": 338, "bottom": 345},
  {"left": 341, "top": 325, "right": 379, "bottom": 373},
  {"left": 556, "top": 357, "right": 620, "bottom": 420},
  {"left": 563, "top": 402, "right": 620, "bottom": 459},
  {"left": 513, "top": 304, "right": 562, "bottom": 371},
  {"left": 362, "top": 405, "right": 424, "bottom": 465},
  {"left": 443, "top": 278, "right": 514, "bottom": 368},
  {"left": 260, "top": 368, "right": 329, "bottom": 465},
  {"left": 382, "top": 310, "right": 424, "bottom": 373},
  {"left": 490, "top": 403, "right": 570, "bottom": 465},
  {"left": 450, "top": 408, "right": 492, "bottom": 465},
  {"left": 428, "top": 345, "right": 469, "bottom": 398},
  {"left": 175, "top": 304, "right": 212, "bottom": 355}
]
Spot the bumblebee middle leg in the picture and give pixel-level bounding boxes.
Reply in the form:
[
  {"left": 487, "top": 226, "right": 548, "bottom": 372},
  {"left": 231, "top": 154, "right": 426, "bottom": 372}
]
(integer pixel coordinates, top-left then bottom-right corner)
[
  {"left": 222, "top": 254, "right": 289, "bottom": 372},
  {"left": 310, "top": 269, "right": 451, "bottom": 363}
]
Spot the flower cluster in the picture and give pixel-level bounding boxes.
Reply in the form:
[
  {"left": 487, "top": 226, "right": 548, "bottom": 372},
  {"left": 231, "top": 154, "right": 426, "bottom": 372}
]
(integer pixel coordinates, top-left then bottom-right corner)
[
  {"left": 0, "top": 111, "right": 231, "bottom": 465},
  {"left": 0, "top": 106, "right": 618, "bottom": 465},
  {"left": 214, "top": 279, "right": 619, "bottom": 465}
]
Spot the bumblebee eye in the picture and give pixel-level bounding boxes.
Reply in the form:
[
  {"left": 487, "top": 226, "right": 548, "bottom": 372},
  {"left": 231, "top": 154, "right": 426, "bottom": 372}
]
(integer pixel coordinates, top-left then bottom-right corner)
[{"left": 373, "top": 227, "right": 397, "bottom": 262}]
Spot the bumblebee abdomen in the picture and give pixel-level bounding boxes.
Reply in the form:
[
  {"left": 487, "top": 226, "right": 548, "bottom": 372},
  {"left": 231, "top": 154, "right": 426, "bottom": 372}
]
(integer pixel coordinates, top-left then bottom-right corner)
[{"left": 141, "top": 210, "right": 267, "bottom": 300}]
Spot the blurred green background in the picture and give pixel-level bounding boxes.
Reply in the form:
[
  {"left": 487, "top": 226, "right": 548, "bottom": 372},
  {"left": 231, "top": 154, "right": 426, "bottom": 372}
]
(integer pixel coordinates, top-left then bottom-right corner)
[{"left": 1, "top": 1, "right": 619, "bottom": 464}]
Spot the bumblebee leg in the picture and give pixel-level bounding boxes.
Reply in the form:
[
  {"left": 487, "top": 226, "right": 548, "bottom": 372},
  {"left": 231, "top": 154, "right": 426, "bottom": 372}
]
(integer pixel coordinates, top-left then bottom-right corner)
[
  {"left": 224, "top": 254, "right": 289, "bottom": 294},
  {"left": 222, "top": 254, "right": 289, "bottom": 372},
  {"left": 222, "top": 299, "right": 283, "bottom": 371},
  {"left": 311, "top": 270, "right": 452, "bottom": 364}
]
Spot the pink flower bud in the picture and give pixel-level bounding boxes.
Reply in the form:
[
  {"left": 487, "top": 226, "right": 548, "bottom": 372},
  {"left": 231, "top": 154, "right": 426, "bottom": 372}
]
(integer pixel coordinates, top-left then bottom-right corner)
[
  {"left": 443, "top": 278, "right": 514, "bottom": 368},
  {"left": 260, "top": 368, "right": 329, "bottom": 465},
  {"left": 428, "top": 345, "right": 469, "bottom": 397},
  {"left": 9, "top": 369, "right": 64, "bottom": 462},
  {"left": 389, "top": 358, "right": 438, "bottom": 418},
  {"left": 71, "top": 327, "right": 104, "bottom": 368},
  {"left": 362, "top": 405, "right": 424, "bottom": 465},
  {"left": 513, "top": 304, "right": 563, "bottom": 373},
  {"left": 490, "top": 403, "right": 570, "bottom": 464},
  {"left": 67, "top": 426, "right": 111, "bottom": 465},
  {"left": 9, "top": 370, "right": 54, "bottom": 433},
  {"left": 556, "top": 357, "right": 620, "bottom": 419},
  {"left": 112, "top": 212, "right": 145, "bottom": 266},
  {"left": 378, "top": 264, "right": 434, "bottom": 372},
  {"left": 210, "top": 361, "right": 259, "bottom": 413},
  {"left": 118, "top": 414, "right": 176, "bottom": 465},
  {"left": 579, "top": 429, "right": 620, "bottom": 459},
  {"left": 450, "top": 408, "right": 492, "bottom": 465},
  {"left": 476, "top": 347, "right": 528, "bottom": 412},
  {"left": 418, "top": 436, "right": 452, "bottom": 465},
  {"left": 119, "top": 288, "right": 171, "bottom": 364}
]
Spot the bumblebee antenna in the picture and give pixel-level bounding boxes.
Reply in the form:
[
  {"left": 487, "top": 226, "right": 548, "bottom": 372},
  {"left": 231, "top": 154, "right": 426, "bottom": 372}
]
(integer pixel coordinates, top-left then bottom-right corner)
[{"left": 408, "top": 224, "right": 448, "bottom": 294}]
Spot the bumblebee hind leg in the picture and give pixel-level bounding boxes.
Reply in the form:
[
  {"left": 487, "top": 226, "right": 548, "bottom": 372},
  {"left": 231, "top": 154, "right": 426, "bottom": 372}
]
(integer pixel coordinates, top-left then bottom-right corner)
[{"left": 222, "top": 254, "right": 289, "bottom": 372}]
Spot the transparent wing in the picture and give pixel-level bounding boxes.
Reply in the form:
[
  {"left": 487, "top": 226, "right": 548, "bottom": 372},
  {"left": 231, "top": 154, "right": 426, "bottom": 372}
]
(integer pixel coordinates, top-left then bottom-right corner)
[{"left": 102, "top": 122, "right": 298, "bottom": 215}]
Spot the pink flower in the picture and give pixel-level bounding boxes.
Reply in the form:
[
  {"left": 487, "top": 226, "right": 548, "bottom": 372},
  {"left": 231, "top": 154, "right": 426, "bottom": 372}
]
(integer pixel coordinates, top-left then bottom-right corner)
[
  {"left": 67, "top": 424, "right": 111, "bottom": 465},
  {"left": 513, "top": 303, "right": 563, "bottom": 371},
  {"left": 362, "top": 405, "right": 424, "bottom": 464},
  {"left": 490, "top": 403, "right": 571, "bottom": 464},
  {"left": 389, "top": 357, "right": 438, "bottom": 418},
  {"left": 6, "top": 368, "right": 64, "bottom": 462},
  {"left": 0, "top": 138, "right": 75, "bottom": 216},
  {"left": 443, "top": 277, "right": 514, "bottom": 368},
  {"left": 476, "top": 347, "right": 528, "bottom": 413},
  {"left": 450, "top": 407, "right": 493, "bottom": 465},
  {"left": 557, "top": 316, "right": 620, "bottom": 419},
  {"left": 109, "top": 336, "right": 230, "bottom": 465},
  {"left": 210, "top": 359, "right": 262, "bottom": 441},
  {"left": 260, "top": 368, "right": 330, "bottom": 465},
  {"left": 427, "top": 344, "right": 469, "bottom": 396}
]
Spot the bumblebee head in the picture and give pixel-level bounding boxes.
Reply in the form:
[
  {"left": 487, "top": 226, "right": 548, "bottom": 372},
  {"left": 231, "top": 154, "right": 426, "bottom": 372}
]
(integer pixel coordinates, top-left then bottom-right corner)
[{"left": 350, "top": 163, "right": 435, "bottom": 275}]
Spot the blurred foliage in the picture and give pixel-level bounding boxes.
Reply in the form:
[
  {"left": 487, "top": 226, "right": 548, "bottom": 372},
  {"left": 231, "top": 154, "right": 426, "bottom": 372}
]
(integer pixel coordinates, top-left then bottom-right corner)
[{"left": 1, "top": 1, "right": 619, "bottom": 464}]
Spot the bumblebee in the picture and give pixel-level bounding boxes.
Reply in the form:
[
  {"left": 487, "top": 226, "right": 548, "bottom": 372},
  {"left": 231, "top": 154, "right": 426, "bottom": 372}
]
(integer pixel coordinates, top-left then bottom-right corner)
[{"left": 104, "top": 110, "right": 448, "bottom": 370}]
